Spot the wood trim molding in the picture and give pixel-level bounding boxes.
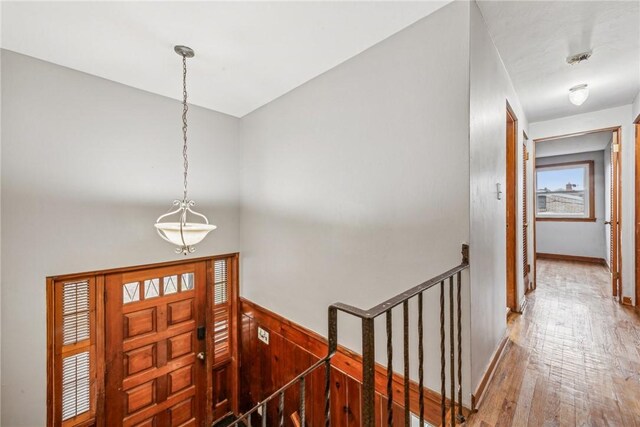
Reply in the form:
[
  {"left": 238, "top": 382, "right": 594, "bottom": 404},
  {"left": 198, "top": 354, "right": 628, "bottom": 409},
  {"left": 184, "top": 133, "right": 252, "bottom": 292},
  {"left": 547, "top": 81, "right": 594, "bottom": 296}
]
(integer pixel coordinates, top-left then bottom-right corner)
[
  {"left": 533, "top": 126, "right": 620, "bottom": 143},
  {"left": 636, "top": 122, "right": 640, "bottom": 307},
  {"left": 471, "top": 335, "right": 508, "bottom": 411},
  {"left": 536, "top": 252, "right": 606, "bottom": 265},
  {"left": 47, "top": 252, "right": 240, "bottom": 281},
  {"left": 240, "top": 298, "right": 470, "bottom": 424},
  {"left": 506, "top": 101, "right": 518, "bottom": 313},
  {"left": 536, "top": 217, "right": 597, "bottom": 222}
]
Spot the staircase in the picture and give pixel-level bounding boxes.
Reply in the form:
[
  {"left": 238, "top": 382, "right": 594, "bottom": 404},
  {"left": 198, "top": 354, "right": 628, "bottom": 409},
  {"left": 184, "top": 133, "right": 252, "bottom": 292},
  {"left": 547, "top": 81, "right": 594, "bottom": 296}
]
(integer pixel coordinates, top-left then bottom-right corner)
[{"left": 228, "top": 244, "right": 470, "bottom": 427}]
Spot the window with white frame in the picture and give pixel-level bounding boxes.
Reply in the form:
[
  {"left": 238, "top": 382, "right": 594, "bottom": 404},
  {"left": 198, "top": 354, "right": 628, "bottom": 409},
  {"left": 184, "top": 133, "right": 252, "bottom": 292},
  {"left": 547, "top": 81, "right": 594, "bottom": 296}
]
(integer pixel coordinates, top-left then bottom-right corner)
[{"left": 536, "top": 161, "right": 594, "bottom": 220}]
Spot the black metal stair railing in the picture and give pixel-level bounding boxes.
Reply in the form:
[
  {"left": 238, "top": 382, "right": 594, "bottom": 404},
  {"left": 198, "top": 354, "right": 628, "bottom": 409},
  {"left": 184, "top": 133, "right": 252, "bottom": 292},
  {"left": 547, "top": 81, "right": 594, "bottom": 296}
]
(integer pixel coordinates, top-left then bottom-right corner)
[
  {"left": 330, "top": 243, "right": 469, "bottom": 427},
  {"left": 230, "top": 244, "right": 469, "bottom": 427}
]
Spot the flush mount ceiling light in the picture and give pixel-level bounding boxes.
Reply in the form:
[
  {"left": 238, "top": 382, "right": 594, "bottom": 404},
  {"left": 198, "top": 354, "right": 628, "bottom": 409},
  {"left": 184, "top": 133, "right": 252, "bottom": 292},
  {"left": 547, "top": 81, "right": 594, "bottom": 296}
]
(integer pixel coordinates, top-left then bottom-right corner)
[
  {"left": 566, "top": 50, "right": 592, "bottom": 65},
  {"left": 155, "top": 45, "right": 216, "bottom": 255},
  {"left": 569, "top": 84, "right": 589, "bottom": 106}
]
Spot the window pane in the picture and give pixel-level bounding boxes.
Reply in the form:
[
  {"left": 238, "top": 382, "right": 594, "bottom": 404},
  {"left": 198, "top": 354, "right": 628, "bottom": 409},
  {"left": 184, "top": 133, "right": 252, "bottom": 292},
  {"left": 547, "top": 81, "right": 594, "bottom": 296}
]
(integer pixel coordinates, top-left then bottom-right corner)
[
  {"left": 61, "top": 351, "right": 91, "bottom": 421},
  {"left": 62, "top": 281, "right": 90, "bottom": 345},
  {"left": 181, "top": 272, "right": 194, "bottom": 291},
  {"left": 536, "top": 165, "right": 587, "bottom": 216},
  {"left": 163, "top": 275, "right": 178, "bottom": 295},
  {"left": 123, "top": 282, "right": 140, "bottom": 304},
  {"left": 144, "top": 278, "right": 159, "bottom": 299}
]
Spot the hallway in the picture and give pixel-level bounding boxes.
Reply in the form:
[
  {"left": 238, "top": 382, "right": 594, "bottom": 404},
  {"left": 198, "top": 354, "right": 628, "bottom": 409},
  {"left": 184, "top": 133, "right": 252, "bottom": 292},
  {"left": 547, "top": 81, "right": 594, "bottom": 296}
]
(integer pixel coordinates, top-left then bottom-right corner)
[{"left": 468, "top": 260, "right": 640, "bottom": 426}]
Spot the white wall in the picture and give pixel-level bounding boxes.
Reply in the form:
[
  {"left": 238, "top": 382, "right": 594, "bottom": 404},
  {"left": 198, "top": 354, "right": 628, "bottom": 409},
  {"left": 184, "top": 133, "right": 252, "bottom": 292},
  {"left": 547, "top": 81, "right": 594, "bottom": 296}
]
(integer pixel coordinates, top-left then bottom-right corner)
[
  {"left": 0, "top": 50, "right": 241, "bottom": 426},
  {"left": 529, "top": 105, "right": 635, "bottom": 303},
  {"left": 535, "top": 132, "right": 611, "bottom": 158},
  {"left": 535, "top": 150, "right": 606, "bottom": 259},
  {"left": 468, "top": 1, "right": 530, "bottom": 392},
  {"left": 240, "top": 1, "right": 472, "bottom": 400}
]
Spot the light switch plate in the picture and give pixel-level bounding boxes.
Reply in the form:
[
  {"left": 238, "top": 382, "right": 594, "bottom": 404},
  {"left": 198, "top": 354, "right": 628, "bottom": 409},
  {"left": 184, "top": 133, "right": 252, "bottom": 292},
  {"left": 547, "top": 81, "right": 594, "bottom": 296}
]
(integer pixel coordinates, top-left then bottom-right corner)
[{"left": 258, "top": 326, "right": 269, "bottom": 345}]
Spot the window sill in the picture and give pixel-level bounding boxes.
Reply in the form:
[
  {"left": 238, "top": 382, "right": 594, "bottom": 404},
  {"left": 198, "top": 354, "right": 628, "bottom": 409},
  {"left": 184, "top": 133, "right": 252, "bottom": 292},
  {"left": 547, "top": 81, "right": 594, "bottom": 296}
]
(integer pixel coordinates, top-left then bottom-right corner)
[{"left": 536, "top": 217, "right": 596, "bottom": 222}]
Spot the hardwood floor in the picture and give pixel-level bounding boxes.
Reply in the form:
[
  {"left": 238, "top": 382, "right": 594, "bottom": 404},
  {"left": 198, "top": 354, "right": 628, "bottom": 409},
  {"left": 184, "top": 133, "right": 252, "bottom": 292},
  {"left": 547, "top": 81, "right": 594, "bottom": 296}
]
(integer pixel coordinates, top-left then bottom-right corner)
[{"left": 467, "top": 259, "right": 640, "bottom": 426}]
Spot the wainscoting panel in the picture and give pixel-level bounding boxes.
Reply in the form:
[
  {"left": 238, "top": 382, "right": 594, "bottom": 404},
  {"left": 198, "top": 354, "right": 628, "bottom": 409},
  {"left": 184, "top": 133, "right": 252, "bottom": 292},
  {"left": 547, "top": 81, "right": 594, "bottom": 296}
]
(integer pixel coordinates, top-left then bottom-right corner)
[{"left": 239, "top": 298, "right": 448, "bottom": 426}]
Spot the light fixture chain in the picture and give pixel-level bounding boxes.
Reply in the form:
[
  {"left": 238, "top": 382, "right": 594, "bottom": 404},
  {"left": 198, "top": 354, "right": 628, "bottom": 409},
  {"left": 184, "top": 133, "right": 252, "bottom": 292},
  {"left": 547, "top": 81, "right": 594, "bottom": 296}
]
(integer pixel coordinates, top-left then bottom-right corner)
[{"left": 182, "top": 53, "right": 189, "bottom": 201}]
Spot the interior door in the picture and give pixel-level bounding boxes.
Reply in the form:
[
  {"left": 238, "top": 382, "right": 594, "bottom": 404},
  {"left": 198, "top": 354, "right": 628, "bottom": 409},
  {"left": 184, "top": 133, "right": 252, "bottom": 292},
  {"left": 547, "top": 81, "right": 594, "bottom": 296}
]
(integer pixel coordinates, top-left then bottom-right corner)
[
  {"left": 609, "top": 130, "right": 621, "bottom": 298},
  {"left": 506, "top": 105, "right": 518, "bottom": 312},
  {"left": 522, "top": 142, "right": 529, "bottom": 290},
  {"left": 105, "top": 262, "right": 207, "bottom": 427}
]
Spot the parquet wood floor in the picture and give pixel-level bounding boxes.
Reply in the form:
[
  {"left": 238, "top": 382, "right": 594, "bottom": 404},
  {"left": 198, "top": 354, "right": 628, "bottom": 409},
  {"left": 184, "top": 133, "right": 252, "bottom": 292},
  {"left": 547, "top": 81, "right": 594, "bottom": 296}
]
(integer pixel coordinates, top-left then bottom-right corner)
[{"left": 467, "top": 259, "right": 640, "bottom": 426}]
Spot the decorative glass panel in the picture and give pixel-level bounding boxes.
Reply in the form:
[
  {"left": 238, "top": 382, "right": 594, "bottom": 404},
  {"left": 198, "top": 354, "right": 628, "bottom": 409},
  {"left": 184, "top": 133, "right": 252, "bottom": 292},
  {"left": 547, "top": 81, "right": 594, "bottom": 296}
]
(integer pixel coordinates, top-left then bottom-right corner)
[
  {"left": 123, "top": 282, "right": 140, "bottom": 304},
  {"left": 61, "top": 351, "right": 90, "bottom": 421},
  {"left": 144, "top": 278, "right": 159, "bottom": 299},
  {"left": 163, "top": 275, "right": 178, "bottom": 295},
  {"left": 62, "top": 281, "right": 90, "bottom": 345},
  {"left": 181, "top": 272, "right": 194, "bottom": 291}
]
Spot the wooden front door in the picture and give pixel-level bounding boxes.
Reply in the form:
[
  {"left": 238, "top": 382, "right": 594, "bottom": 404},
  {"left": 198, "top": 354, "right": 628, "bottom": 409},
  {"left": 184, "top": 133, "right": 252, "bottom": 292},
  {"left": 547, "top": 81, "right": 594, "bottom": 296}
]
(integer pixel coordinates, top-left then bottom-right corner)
[{"left": 105, "top": 262, "right": 207, "bottom": 427}]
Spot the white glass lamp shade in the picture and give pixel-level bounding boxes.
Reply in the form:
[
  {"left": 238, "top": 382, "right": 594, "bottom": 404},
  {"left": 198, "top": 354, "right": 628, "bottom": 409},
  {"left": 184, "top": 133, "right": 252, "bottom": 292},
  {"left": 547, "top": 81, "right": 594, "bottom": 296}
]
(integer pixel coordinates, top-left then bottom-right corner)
[
  {"left": 569, "top": 84, "right": 589, "bottom": 106},
  {"left": 155, "top": 222, "right": 216, "bottom": 247}
]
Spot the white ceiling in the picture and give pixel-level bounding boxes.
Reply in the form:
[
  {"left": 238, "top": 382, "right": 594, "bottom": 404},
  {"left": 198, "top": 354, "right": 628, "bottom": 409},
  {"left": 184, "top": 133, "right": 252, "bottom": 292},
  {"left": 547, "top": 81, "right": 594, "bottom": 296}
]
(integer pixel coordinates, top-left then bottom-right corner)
[
  {"left": 477, "top": 1, "right": 640, "bottom": 123},
  {"left": 1, "top": 1, "right": 450, "bottom": 118},
  {"left": 535, "top": 131, "right": 612, "bottom": 158}
]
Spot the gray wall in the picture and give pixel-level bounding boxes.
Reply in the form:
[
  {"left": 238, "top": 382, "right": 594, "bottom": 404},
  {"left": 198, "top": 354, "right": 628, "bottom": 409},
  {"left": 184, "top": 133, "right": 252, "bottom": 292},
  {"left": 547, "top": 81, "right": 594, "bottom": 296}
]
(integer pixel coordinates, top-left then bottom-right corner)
[
  {"left": 469, "top": 1, "right": 530, "bottom": 392},
  {"left": 535, "top": 151, "right": 606, "bottom": 259},
  {"left": 1, "top": 50, "right": 241, "bottom": 426},
  {"left": 240, "top": 1, "right": 471, "bottom": 398}
]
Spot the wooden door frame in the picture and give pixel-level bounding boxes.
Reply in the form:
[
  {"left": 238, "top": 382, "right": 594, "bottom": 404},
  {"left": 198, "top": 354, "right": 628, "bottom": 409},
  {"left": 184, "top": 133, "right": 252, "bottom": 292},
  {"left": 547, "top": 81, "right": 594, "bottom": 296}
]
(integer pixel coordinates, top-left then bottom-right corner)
[
  {"left": 635, "top": 113, "right": 639, "bottom": 307},
  {"left": 506, "top": 102, "right": 518, "bottom": 313},
  {"left": 530, "top": 134, "right": 537, "bottom": 291},
  {"left": 46, "top": 253, "right": 240, "bottom": 427},
  {"left": 533, "top": 126, "right": 622, "bottom": 301},
  {"left": 523, "top": 131, "right": 533, "bottom": 293}
]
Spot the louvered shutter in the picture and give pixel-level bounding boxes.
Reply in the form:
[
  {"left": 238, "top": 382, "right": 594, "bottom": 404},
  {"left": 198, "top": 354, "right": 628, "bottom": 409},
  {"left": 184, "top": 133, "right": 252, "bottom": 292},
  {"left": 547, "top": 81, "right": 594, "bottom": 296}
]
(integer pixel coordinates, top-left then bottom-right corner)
[
  {"left": 213, "top": 259, "right": 230, "bottom": 361},
  {"left": 54, "top": 278, "right": 95, "bottom": 425}
]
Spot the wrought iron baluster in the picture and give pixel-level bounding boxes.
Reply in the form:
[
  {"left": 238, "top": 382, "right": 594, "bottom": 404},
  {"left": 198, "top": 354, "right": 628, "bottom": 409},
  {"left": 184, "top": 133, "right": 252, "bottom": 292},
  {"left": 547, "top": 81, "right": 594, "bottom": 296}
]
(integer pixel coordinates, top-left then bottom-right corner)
[
  {"left": 440, "top": 280, "right": 446, "bottom": 426},
  {"left": 449, "top": 276, "right": 456, "bottom": 427},
  {"left": 325, "top": 359, "right": 331, "bottom": 427},
  {"left": 418, "top": 292, "right": 424, "bottom": 426},
  {"left": 362, "top": 317, "right": 376, "bottom": 427},
  {"left": 278, "top": 392, "right": 284, "bottom": 427},
  {"left": 456, "top": 271, "right": 464, "bottom": 423},
  {"left": 386, "top": 310, "right": 393, "bottom": 426},
  {"left": 262, "top": 403, "right": 267, "bottom": 427},
  {"left": 300, "top": 377, "right": 306, "bottom": 427},
  {"left": 403, "top": 301, "right": 410, "bottom": 426}
]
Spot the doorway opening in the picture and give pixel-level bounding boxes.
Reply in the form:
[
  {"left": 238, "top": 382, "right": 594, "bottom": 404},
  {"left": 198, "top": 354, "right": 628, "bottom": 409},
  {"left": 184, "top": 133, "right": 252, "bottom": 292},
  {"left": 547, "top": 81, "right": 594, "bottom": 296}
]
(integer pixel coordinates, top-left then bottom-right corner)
[
  {"left": 506, "top": 103, "right": 518, "bottom": 313},
  {"left": 533, "top": 127, "right": 622, "bottom": 301}
]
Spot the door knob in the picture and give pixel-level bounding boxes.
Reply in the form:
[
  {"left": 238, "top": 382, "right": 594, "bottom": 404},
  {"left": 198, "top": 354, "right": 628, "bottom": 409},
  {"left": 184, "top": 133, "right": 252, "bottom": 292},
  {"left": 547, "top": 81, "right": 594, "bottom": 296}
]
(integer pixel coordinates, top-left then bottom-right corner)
[{"left": 196, "top": 352, "right": 205, "bottom": 361}]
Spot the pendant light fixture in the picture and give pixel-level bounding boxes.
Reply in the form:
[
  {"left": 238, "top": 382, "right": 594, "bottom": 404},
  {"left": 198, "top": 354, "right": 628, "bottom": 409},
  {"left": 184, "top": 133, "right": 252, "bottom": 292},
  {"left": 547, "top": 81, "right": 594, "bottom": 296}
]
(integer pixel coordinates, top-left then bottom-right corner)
[{"left": 155, "top": 45, "right": 216, "bottom": 255}]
